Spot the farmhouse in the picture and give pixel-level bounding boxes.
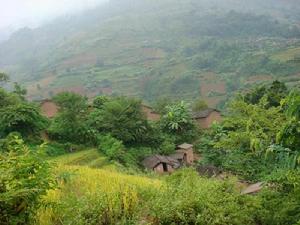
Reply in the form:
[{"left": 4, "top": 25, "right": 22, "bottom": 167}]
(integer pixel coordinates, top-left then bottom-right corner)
[
  {"left": 142, "top": 155, "right": 180, "bottom": 173},
  {"left": 141, "top": 104, "right": 161, "bottom": 121},
  {"left": 40, "top": 99, "right": 59, "bottom": 118},
  {"left": 192, "top": 108, "right": 222, "bottom": 129},
  {"left": 142, "top": 143, "right": 194, "bottom": 173}
]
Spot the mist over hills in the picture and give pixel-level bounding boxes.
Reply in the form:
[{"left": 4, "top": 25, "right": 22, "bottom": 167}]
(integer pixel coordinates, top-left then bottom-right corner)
[{"left": 0, "top": 0, "right": 300, "bottom": 107}]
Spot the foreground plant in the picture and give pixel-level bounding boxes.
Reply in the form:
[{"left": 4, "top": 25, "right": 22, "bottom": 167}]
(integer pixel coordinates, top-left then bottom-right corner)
[{"left": 0, "top": 134, "right": 56, "bottom": 224}]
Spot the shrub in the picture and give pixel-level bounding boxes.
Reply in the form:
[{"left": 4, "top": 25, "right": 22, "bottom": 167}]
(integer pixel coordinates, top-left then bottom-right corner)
[
  {"left": 88, "top": 97, "right": 150, "bottom": 145},
  {"left": 0, "top": 135, "right": 56, "bottom": 224},
  {"left": 98, "top": 135, "right": 126, "bottom": 162},
  {"left": 259, "top": 169, "right": 300, "bottom": 225},
  {"left": 149, "top": 169, "right": 261, "bottom": 225},
  {"left": 42, "top": 142, "right": 68, "bottom": 157},
  {"left": 158, "top": 137, "right": 176, "bottom": 155}
]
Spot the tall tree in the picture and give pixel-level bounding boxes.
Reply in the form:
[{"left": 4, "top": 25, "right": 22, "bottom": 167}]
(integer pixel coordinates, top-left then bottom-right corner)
[
  {"left": 48, "top": 92, "right": 94, "bottom": 143},
  {"left": 88, "top": 97, "right": 149, "bottom": 144}
]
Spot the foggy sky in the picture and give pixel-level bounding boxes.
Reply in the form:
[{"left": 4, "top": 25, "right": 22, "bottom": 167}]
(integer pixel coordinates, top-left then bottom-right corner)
[{"left": 0, "top": 0, "right": 108, "bottom": 30}]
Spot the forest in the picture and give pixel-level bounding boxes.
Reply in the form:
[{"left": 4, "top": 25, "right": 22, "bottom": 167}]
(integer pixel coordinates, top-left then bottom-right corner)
[{"left": 0, "top": 71, "right": 299, "bottom": 224}]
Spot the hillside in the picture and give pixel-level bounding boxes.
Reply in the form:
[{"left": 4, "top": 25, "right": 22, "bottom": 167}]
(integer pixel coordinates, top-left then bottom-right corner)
[{"left": 1, "top": 0, "right": 300, "bottom": 107}]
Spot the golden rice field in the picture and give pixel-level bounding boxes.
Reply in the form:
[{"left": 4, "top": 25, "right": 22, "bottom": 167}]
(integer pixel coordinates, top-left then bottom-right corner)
[{"left": 35, "top": 150, "right": 162, "bottom": 225}]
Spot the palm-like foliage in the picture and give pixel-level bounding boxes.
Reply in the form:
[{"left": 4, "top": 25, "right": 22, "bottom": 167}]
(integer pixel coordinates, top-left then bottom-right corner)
[
  {"left": 161, "top": 101, "right": 193, "bottom": 132},
  {"left": 88, "top": 97, "right": 149, "bottom": 144}
]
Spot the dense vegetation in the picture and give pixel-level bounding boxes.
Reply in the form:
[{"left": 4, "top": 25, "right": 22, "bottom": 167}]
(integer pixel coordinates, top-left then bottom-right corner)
[
  {"left": 0, "top": 76, "right": 300, "bottom": 224},
  {"left": 1, "top": 0, "right": 300, "bottom": 223},
  {"left": 1, "top": 0, "right": 300, "bottom": 107}
]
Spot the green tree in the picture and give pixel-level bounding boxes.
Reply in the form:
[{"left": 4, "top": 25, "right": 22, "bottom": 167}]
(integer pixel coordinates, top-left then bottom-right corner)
[
  {"left": 217, "top": 97, "right": 284, "bottom": 153},
  {"left": 244, "top": 80, "right": 288, "bottom": 108},
  {"left": 161, "top": 101, "right": 193, "bottom": 132},
  {"left": 88, "top": 97, "right": 149, "bottom": 145},
  {"left": 0, "top": 102, "right": 48, "bottom": 138},
  {"left": 160, "top": 101, "right": 197, "bottom": 143},
  {"left": 48, "top": 92, "right": 95, "bottom": 143},
  {"left": 277, "top": 90, "right": 300, "bottom": 151}
]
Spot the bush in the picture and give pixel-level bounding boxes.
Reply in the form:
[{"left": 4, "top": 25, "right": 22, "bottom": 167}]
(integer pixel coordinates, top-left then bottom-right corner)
[
  {"left": 88, "top": 97, "right": 150, "bottom": 145},
  {"left": 259, "top": 169, "right": 300, "bottom": 225},
  {"left": 158, "top": 137, "right": 176, "bottom": 155},
  {"left": 43, "top": 142, "right": 67, "bottom": 157},
  {"left": 0, "top": 135, "right": 56, "bottom": 224},
  {"left": 98, "top": 135, "right": 126, "bottom": 162},
  {"left": 148, "top": 169, "right": 261, "bottom": 225}
]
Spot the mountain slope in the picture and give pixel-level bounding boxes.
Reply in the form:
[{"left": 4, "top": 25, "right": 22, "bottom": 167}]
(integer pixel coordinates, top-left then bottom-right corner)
[{"left": 1, "top": 0, "right": 300, "bottom": 107}]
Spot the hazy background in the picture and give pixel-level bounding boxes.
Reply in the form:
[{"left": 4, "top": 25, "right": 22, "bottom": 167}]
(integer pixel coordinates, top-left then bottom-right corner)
[
  {"left": 0, "top": 0, "right": 299, "bottom": 105},
  {"left": 0, "top": 0, "right": 108, "bottom": 30}
]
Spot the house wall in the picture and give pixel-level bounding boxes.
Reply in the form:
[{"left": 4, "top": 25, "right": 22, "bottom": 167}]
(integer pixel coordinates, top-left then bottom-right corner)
[
  {"left": 177, "top": 148, "right": 194, "bottom": 165},
  {"left": 141, "top": 106, "right": 160, "bottom": 121},
  {"left": 196, "top": 111, "right": 222, "bottom": 129},
  {"left": 41, "top": 101, "right": 58, "bottom": 118},
  {"left": 185, "top": 149, "right": 194, "bottom": 165},
  {"left": 153, "top": 163, "right": 174, "bottom": 173}
]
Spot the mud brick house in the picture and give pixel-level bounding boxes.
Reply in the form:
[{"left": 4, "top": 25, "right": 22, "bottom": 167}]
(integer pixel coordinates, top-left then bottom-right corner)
[
  {"left": 141, "top": 104, "right": 161, "bottom": 121},
  {"left": 143, "top": 143, "right": 195, "bottom": 173},
  {"left": 40, "top": 99, "right": 59, "bottom": 118},
  {"left": 142, "top": 155, "right": 180, "bottom": 173},
  {"left": 192, "top": 108, "right": 222, "bottom": 129}
]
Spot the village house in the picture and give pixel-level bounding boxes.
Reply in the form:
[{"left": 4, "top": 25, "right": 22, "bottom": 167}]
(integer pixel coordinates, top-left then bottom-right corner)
[
  {"left": 141, "top": 104, "right": 161, "bottom": 121},
  {"left": 142, "top": 155, "right": 180, "bottom": 173},
  {"left": 40, "top": 99, "right": 59, "bottom": 118},
  {"left": 192, "top": 108, "right": 222, "bottom": 129},
  {"left": 142, "top": 143, "right": 194, "bottom": 173}
]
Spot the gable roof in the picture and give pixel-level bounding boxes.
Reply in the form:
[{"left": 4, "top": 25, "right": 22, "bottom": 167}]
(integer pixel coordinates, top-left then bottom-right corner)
[
  {"left": 170, "top": 151, "right": 185, "bottom": 160},
  {"left": 192, "top": 108, "right": 220, "bottom": 119},
  {"left": 142, "top": 155, "right": 179, "bottom": 169}
]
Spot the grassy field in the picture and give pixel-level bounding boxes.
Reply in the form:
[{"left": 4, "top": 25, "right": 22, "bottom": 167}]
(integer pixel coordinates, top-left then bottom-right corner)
[
  {"left": 35, "top": 149, "right": 162, "bottom": 224},
  {"left": 33, "top": 148, "right": 261, "bottom": 225}
]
